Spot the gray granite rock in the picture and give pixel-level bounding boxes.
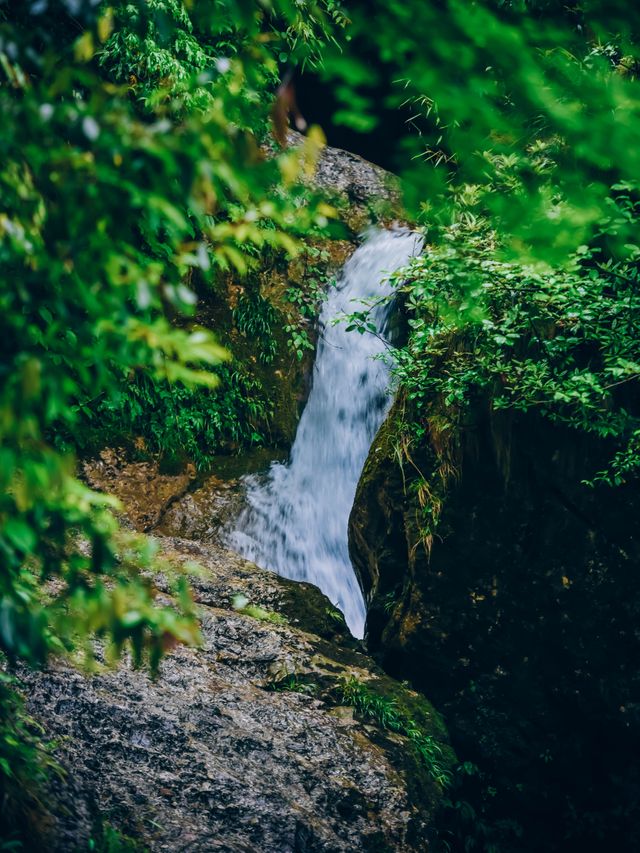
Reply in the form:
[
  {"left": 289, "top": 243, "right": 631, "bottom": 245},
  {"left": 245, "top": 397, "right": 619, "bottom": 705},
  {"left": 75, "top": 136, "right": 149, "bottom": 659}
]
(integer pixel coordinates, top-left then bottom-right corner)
[{"left": 21, "top": 538, "right": 447, "bottom": 852}]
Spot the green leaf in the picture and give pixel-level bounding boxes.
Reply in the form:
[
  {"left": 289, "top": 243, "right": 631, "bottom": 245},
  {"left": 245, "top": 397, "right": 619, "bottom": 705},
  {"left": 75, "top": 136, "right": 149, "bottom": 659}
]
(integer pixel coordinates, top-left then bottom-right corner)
[{"left": 3, "top": 520, "right": 37, "bottom": 554}]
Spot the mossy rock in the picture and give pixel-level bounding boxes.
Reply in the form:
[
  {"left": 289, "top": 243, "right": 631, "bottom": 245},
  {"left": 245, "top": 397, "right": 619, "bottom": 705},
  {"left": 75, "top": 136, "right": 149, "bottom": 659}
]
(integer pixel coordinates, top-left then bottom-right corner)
[{"left": 21, "top": 535, "right": 453, "bottom": 851}]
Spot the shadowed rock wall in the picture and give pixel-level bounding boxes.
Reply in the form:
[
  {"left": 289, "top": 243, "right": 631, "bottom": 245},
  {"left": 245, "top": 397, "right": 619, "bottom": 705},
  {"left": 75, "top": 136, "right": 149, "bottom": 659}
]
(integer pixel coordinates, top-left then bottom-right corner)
[{"left": 349, "top": 396, "right": 640, "bottom": 850}]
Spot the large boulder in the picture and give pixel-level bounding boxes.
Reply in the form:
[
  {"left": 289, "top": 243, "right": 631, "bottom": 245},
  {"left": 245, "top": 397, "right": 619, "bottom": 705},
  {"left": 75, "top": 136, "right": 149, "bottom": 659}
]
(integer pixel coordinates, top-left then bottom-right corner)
[{"left": 20, "top": 535, "right": 452, "bottom": 852}]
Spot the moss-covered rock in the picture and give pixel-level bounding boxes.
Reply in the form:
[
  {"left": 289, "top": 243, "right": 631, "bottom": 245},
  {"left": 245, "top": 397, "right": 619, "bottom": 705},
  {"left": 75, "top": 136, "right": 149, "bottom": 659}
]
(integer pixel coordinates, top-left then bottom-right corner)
[
  {"left": 188, "top": 136, "right": 403, "bottom": 457},
  {"left": 82, "top": 136, "right": 403, "bottom": 471},
  {"left": 195, "top": 236, "right": 356, "bottom": 452}
]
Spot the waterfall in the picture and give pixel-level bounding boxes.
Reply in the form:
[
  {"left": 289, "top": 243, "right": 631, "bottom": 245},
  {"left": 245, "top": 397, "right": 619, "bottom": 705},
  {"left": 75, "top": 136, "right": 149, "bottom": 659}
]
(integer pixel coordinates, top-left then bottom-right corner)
[{"left": 228, "top": 228, "right": 422, "bottom": 638}]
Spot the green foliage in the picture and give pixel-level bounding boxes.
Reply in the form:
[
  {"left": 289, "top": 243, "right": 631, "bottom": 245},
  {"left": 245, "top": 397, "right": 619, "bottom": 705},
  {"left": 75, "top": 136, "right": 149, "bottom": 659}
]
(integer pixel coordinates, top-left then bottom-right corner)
[
  {"left": 267, "top": 673, "right": 317, "bottom": 695},
  {"left": 388, "top": 188, "right": 640, "bottom": 488},
  {"left": 101, "top": 0, "right": 348, "bottom": 116},
  {"left": 343, "top": 172, "right": 640, "bottom": 501},
  {"left": 328, "top": 0, "right": 640, "bottom": 260},
  {"left": 284, "top": 245, "right": 334, "bottom": 319},
  {"left": 0, "top": 672, "right": 60, "bottom": 848},
  {"left": 231, "top": 592, "right": 288, "bottom": 625},
  {"left": 91, "top": 362, "right": 273, "bottom": 469},
  {"left": 340, "top": 676, "right": 452, "bottom": 788},
  {"left": 325, "top": 605, "right": 346, "bottom": 625},
  {"left": 0, "top": 0, "right": 343, "bottom": 840},
  {"left": 284, "top": 244, "right": 334, "bottom": 359},
  {"left": 233, "top": 291, "right": 279, "bottom": 365},
  {"left": 88, "top": 820, "right": 148, "bottom": 853},
  {"left": 283, "top": 324, "right": 315, "bottom": 361},
  {"left": 280, "top": 0, "right": 350, "bottom": 70},
  {"left": 0, "top": 0, "right": 340, "bottom": 665}
]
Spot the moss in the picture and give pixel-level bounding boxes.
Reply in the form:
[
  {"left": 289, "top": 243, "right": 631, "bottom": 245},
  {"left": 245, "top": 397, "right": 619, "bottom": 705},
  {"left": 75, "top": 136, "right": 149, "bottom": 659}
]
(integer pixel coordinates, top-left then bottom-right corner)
[
  {"left": 151, "top": 539, "right": 454, "bottom": 839},
  {"left": 337, "top": 674, "right": 456, "bottom": 829},
  {"left": 275, "top": 577, "right": 361, "bottom": 646},
  {"left": 194, "top": 236, "right": 356, "bottom": 454},
  {"left": 231, "top": 593, "right": 288, "bottom": 625},
  {"left": 354, "top": 393, "right": 407, "bottom": 497},
  {"left": 88, "top": 820, "right": 148, "bottom": 852},
  {"left": 269, "top": 531, "right": 456, "bottom": 824},
  {"left": 366, "top": 674, "right": 450, "bottom": 744}
]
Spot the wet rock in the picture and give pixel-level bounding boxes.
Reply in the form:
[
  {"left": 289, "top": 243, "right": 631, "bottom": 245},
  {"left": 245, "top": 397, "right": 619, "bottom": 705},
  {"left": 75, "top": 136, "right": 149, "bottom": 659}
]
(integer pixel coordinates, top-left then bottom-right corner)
[
  {"left": 83, "top": 449, "right": 252, "bottom": 545},
  {"left": 83, "top": 448, "right": 195, "bottom": 532},
  {"left": 316, "top": 146, "right": 397, "bottom": 203},
  {"left": 21, "top": 537, "right": 451, "bottom": 852},
  {"left": 154, "top": 477, "right": 243, "bottom": 544},
  {"left": 285, "top": 131, "right": 401, "bottom": 233}
]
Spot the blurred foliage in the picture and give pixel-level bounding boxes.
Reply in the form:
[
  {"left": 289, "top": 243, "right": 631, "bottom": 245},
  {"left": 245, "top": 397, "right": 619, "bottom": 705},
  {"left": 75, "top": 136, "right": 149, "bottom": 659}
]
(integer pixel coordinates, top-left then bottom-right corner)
[
  {"left": 88, "top": 819, "right": 148, "bottom": 852},
  {"left": 324, "top": 0, "right": 640, "bottom": 257},
  {"left": 0, "top": 0, "right": 343, "bottom": 842},
  {"left": 101, "top": 0, "right": 349, "bottom": 117},
  {"left": 0, "top": 0, "right": 340, "bottom": 663},
  {"left": 0, "top": 671, "right": 60, "bottom": 851}
]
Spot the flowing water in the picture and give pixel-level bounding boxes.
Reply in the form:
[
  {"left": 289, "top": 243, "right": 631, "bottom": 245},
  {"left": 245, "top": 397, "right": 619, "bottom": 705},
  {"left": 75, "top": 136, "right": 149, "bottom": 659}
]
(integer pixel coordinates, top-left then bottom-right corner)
[{"left": 228, "top": 228, "right": 422, "bottom": 638}]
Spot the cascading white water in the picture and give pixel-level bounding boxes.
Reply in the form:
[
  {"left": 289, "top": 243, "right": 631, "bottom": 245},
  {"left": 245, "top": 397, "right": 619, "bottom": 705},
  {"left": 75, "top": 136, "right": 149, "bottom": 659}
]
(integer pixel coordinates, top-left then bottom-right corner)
[{"left": 228, "top": 228, "right": 421, "bottom": 638}]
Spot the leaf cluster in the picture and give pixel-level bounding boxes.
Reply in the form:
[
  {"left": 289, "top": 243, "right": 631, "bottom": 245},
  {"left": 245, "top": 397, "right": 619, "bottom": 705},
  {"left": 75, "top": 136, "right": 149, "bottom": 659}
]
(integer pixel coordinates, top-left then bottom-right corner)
[
  {"left": 0, "top": 0, "right": 343, "bottom": 666},
  {"left": 389, "top": 183, "right": 640, "bottom": 487},
  {"left": 340, "top": 676, "right": 452, "bottom": 788}
]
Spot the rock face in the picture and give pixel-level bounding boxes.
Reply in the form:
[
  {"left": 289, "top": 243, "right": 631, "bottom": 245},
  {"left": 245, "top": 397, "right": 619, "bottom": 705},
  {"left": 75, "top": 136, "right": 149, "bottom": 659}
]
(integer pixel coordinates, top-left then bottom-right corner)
[
  {"left": 285, "top": 130, "right": 401, "bottom": 233},
  {"left": 311, "top": 140, "right": 400, "bottom": 231},
  {"left": 349, "top": 396, "right": 640, "bottom": 851},
  {"left": 83, "top": 447, "right": 248, "bottom": 540},
  {"left": 21, "top": 534, "right": 451, "bottom": 852}
]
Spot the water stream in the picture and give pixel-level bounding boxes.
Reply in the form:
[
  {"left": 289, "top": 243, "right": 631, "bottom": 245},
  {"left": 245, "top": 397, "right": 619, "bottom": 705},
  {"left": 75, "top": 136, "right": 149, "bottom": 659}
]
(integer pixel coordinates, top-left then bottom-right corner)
[{"left": 228, "top": 228, "right": 421, "bottom": 638}]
